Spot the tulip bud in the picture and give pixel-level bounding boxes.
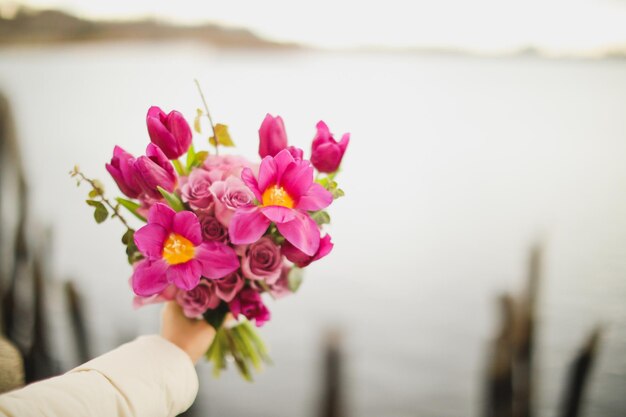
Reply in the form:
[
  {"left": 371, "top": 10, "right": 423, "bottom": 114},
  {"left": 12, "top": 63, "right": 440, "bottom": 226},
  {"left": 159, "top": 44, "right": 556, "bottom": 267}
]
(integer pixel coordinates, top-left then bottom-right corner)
[
  {"left": 105, "top": 146, "right": 142, "bottom": 198},
  {"left": 133, "top": 144, "right": 177, "bottom": 199},
  {"left": 310, "top": 121, "right": 350, "bottom": 173},
  {"left": 286, "top": 146, "right": 304, "bottom": 161},
  {"left": 146, "top": 106, "right": 192, "bottom": 160},
  {"left": 258, "top": 114, "right": 288, "bottom": 158}
]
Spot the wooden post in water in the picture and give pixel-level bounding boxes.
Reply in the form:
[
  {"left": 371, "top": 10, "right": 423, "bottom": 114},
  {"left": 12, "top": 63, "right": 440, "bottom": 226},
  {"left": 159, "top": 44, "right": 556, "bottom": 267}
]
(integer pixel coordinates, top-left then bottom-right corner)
[
  {"left": 484, "top": 244, "right": 542, "bottom": 417},
  {"left": 559, "top": 326, "right": 602, "bottom": 417},
  {"left": 318, "top": 328, "right": 344, "bottom": 417}
]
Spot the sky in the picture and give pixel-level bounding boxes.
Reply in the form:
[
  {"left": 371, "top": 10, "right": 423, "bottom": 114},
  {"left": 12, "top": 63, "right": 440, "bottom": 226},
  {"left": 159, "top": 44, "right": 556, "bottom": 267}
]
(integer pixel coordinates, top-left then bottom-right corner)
[{"left": 6, "top": 0, "right": 626, "bottom": 54}]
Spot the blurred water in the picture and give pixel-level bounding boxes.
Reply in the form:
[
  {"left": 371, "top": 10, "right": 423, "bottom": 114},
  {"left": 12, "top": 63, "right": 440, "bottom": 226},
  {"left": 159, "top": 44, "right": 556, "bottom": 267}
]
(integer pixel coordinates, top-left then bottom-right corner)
[{"left": 0, "top": 42, "right": 625, "bottom": 417}]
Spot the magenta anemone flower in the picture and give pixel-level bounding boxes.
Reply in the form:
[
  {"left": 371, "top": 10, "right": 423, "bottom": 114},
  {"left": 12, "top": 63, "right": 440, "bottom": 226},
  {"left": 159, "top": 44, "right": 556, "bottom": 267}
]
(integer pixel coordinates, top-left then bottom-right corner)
[
  {"left": 229, "top": 149, "right": 333, "bottom": 256},
  {"left": 131, "top": 203, "right": 240, "bottom": 296}
]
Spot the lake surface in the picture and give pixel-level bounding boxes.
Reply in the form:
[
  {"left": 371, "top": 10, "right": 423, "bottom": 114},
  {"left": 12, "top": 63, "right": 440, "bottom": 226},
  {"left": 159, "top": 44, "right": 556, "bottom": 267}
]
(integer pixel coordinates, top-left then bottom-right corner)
[{"left": 0, "top": 42, "right": 625, "bottom": 416}]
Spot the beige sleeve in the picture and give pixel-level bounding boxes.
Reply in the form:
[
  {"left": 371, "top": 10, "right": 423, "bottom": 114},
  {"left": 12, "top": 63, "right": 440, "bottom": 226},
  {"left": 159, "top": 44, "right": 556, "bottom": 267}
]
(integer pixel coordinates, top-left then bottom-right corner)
[{"left": 0, "top": 335, "right": 199, "bottom": 417}]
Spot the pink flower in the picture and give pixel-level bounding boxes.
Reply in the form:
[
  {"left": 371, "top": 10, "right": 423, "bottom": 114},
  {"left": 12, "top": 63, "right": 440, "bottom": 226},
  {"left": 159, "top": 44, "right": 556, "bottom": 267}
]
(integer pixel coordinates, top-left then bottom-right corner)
[
  {"left": 212, "top": 271, "right": 245, "bottom": 302},
  {"left": 105, "top": 146, "right": 142, "bottom": 199},
  {"left": 181, "top": 169, "right": 214, "bottom": 210},
  {"left": 198, "top": 213, "right": 228, "bottom": 242},
  {"left": 133, "top": 144, "right": 177, "bottom": 199},
  {"left": 230, "top": 149, "right": 333, "bottom": 256},
  {"left": 310, "top": 121, "right": 350, "bottom": 173},
  {"left": 132, "top": 284, "right": 177, "bottom": 309},
  {"left": 146, "top": 106, "right": 192, "bottom": 159},
  {"left": 176, "top": 279, "right": 220, "bottom": 318},
  {"left": 203, "top": 155, "right": 253, "bottom": 180},
  {"left": 209, "top": 176, "right": 255, "bottom": 227},
  {"left": 131, "top": 203, "right": 240, "bottom": 296},
  {"left": 268, "top": 265, "right": 292, "bottom": 299},
  {"left": 241, "top": 237, "right": 282, "bottom": 283},
  {"left": 282, "top": 234, "right": 334, "bottom": 267},
  {"left": 229, "top": 287, "right": 271, "bottom": 327},
  {"left": 258, "top": 114, "right": 288, "bottom": 158},
  {"left": 286, "top": 146, "right": 303, "bottom": 161}
]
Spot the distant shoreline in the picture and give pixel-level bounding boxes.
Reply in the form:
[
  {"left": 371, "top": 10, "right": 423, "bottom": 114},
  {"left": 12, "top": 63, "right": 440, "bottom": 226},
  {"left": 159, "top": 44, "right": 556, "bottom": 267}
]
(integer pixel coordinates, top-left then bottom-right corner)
[{"left": 1, "top": 7, "right": 625, "bottom": 61}]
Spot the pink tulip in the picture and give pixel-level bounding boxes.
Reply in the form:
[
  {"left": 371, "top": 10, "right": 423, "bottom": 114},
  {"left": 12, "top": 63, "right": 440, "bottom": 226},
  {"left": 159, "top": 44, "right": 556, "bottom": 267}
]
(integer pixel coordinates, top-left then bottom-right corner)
[
  {"left": 146, "top": 106, "right": 192, "bottom": 159},
  {"left": 105, "top": 146, "right": 142, "bottom": 198},
  {"left": 258, "top": 114, "right": 288, "bottom": 158},
  {"left": 310, "top": 121, "right": 350, "bottom": 173},
  {"left": 282, "top": 234, "right": 333, "bottom": 267},
  {"left": 229, "top": 149, "right": 333, "bottom": 256},
  {"left": 133, "top": 144, "right": 177, "bottom": 199},
  {"left": 131, "top": 203, "right": 240, "bottom": 296},
  {"left": 286, "top": 146, "right": 304, "bottom": 161}
]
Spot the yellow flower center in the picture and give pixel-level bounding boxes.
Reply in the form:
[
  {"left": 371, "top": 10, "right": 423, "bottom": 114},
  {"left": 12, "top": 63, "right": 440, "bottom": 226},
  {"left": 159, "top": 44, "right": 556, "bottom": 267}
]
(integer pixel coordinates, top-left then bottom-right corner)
[
  {"left": 162, "top": 233, "right": 195, "bottom": 265},
  {"left": 262, "top": 185, "right": 295, "bottom": 208}
]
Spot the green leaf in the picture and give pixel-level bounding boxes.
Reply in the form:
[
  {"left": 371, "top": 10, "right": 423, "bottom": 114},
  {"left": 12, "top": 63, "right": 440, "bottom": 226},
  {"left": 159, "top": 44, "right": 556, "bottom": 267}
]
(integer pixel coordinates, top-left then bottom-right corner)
[
  {"left": 209, "top": 123, "right": 235, "bottom": 147},
  {"left": 315, "top": 176, "right": 344, "bottom": 200},
  {"left": 332, "top": 188, "right": 345, "bottom": 199},
  {"left": 157, "top": 186, "right": 185, "bottom": 212},
  {"left": 193, "top": 108, "right": 203, "bottom": 134},
  {"left": 288, "top": 267, "right": 304, "bottom": 292},
  {"left": 195, "top": 151, "right": 209, "bottom": 165},
  {"left": 121, "top": 228, "right": 142, "bottom": 264},
  {"left": 116, "top": 197, "right": 146, "bottom": 222},
  {"left": 86, "top": 200, "right": 108, "bottom": 223},
  {"left": 185, "top": 145, "right": 197, "bottom": 171},
  {"left": 88, "top": 189, "right": 100, "bottom": 198},
  {"left": 171, "top": 159, "right": 186, "bottom": 176},
  {"left": 310, "top": 210, "right": 331, "bottom": 226}
]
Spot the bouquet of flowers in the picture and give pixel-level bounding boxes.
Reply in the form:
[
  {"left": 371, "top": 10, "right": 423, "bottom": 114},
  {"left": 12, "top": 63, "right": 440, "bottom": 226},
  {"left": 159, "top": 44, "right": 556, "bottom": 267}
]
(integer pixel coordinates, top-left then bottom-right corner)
[{"left": 71, "top": 84, "right": 349, "bottom": 380}]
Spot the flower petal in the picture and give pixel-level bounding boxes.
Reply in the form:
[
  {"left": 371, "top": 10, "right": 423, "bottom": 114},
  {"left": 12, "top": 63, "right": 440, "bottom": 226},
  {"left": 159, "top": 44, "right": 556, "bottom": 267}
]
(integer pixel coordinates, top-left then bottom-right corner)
[
  {"left": 166, "top": 260, "right": 202, "bottom": 291},
  {"left": 134, "top": 223, "right": 167, "bottom": 258},
  {"left": 257, "top": 155, "right": 278, "bottom": 192},
  {"left": 148, "top": 203, "right": 176, "bottom": 230},
  {"left": 273, "top": 149, "right": 295, "bottom": 183},
  {"left": 261, "top": 206, "right": 296, "bottom": 223},
  {"left": 281, "top": 160, "right": 313, "bottom": 200},
  {"left": 241, "top": 167, "right": 262, "bottom": 201},
  {"left": 296, "top": 182, "right": 333, "bottom": 211},
  {"left": 229, "top": 207, "right": 271, "bottom": 244},
  {"left": 276, "top": 210, "right": 320, "bottom": 256},
  {"left": 195, "top": 241, "right": 240, "bottom": 279},
  {"left": 131, "top": 259, "right": 169, "bottom": 296},
  {"left": 172, "top": 210, "right": 202, "bottom": 245}
]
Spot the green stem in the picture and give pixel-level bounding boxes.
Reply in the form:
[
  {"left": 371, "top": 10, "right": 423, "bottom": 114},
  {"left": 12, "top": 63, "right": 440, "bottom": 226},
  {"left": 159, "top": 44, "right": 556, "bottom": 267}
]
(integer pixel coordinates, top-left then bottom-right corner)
[
  {"left": 73, "top": 170, "right": 131, "bottom": 230},
  {"left": 194, "top": 79, "right": 219, "bottom": 155}
]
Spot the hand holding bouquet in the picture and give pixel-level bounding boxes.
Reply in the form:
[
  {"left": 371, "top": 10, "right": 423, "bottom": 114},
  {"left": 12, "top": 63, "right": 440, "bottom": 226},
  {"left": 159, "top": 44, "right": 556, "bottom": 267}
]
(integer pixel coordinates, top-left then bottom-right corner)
[{"left": 71, "top": 85, "right": 349, "bottom": 380}]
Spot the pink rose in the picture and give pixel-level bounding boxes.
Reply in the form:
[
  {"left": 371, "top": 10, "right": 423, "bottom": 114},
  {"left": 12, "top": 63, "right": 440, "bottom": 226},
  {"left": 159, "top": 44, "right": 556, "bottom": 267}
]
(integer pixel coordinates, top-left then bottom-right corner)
[
  {"left": 181, "top": 169, "right": 214, "bottom": 210},
  {"left": 241, "top": 237, "right": 282, "bottom": 283},
  {"left": 203, "top": 155, "right": 253, "bottom": 180},
  {"left": 212, "top": 271, "right": 245, "bottom": 302},
  {"left": 282, "top": 234, "right": 333, "bottom": 267},
  {"left": 229, "top": 287, "right": 271, "bottom": 327},
  {"left": 198, "top": 213, "right": 228, "bottom": 242},
  {"left": 262, "top": 265, "right": 293, "bottom": 299},
  {"left": 176, "top": 279, "right": 220, "bottom": 318},
  {"left": 209, "top": 176, "right": 256, "bottom": 227}
]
